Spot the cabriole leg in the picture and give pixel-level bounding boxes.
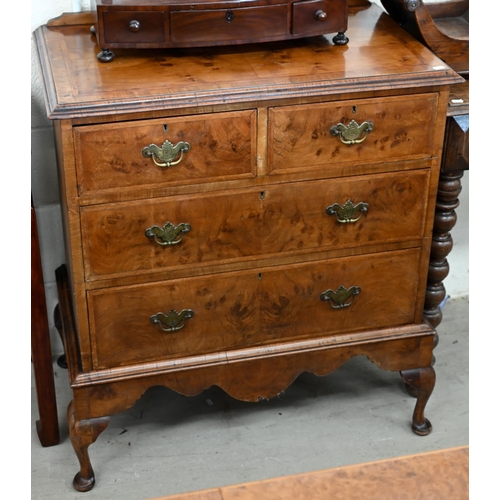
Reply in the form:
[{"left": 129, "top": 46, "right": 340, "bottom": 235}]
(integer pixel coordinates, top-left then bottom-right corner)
[
  {"left": 67, "top": 401, "right": 110, "bottom": 492},
  {"left": 400, "top": 366, "right": 436, "bottom": 436}
]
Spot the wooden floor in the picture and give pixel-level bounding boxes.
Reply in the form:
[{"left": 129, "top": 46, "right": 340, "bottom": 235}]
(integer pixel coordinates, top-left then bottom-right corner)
[{"left": 153, "top": 446, "right": 469, "bottom": 500}]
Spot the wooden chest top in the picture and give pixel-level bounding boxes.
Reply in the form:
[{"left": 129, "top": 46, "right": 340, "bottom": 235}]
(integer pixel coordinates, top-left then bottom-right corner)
[{"left": 35, "top": 3, "right": 461, "bottom": 120}]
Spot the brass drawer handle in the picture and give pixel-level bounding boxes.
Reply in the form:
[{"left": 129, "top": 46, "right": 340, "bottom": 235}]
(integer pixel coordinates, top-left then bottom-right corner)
[
  {"left": 150, "top": 309, "right": 194, "bottom": 333},
  {"left": 326, "top": 200, "right": 369, "bottom": 223},
  {"left": 330, "top": 120, "right": 374, "bottom": 145},
  {"left": 320, "top": 285, "right": 361, "bottom": 309},
  {"left": 142, "top": 139, "right": 191, "bottom": 168},
  {"left": 145, "top": 222, "right": 191, "bottom": 246}
]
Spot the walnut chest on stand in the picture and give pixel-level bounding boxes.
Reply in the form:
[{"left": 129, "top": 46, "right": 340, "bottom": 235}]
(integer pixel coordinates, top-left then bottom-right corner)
[{"left": 34, "top": 2, "right": 462, "bottom": 491}]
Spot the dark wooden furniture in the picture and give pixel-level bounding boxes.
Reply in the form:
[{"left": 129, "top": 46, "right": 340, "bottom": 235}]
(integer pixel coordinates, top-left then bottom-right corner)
[
  {"left": 152, "top": 446, "right": 469, "bottom": 500},
  {"left": 31, "top": 197, "right": 60, "bottom": 447},
  {"left": 34, "top": 3, "right": 462, "bottom": 491},
  {"left": 380, "top": 0, "right": 468, "bottom": 73},
  {"left": 92, "top": 0, "right": 349, "bottom": 62},
  {"left": 380, "top": 0, "right": 469, "bottom": 331}
]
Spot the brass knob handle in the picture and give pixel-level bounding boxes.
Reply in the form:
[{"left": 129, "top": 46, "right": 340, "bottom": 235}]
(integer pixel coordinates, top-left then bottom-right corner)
[
  {"left": 142, "top": 139, "right": 191, "bottom": 168},
  {"left": 320, "top": 286, "right": 361, "bottom": 309},
  {"left": 330, "top": 120, "right": 374, "bottom": 145},
  {"left": 150, "top": 309, "right": 194, "bottom": 333},
  {"left": 145, "top": 222, "right": 191, "bottom": 246},
  {"left": 326, "top": 200, "right": 369, "bottom": 224},
  {"left": 315, "top": 10, "right": 327, "bottom": 21},
  {"left": 129, "top": 20, "right": 141, "bottom": 32}
]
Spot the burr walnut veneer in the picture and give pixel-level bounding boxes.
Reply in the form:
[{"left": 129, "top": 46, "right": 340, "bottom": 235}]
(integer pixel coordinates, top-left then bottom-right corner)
[{"left": 35, "top": 3, "right": 462, "bottom": 491}]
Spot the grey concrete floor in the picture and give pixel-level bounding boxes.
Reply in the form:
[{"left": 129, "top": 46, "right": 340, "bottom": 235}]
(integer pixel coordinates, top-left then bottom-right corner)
[{"left": 31, "top": 296, "right": 468, "bottom": 500}]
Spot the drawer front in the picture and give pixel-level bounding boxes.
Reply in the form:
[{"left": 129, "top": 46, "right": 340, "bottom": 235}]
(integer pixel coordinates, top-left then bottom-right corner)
[
  {"left": 101, "top": 11, "right": 165, "bottom": 44},
  {"left": 269, "top": 94, "right": 439, "bottom": 173},
  {"left": 74, "top": 110, "right": 256, "bottom": 197},
  {"left": 89, "top": 248, "right": 420, "bottom": 369},
  {"left": 170, "top": 6, "right": 288, "bottom": 45},
  {"left": 292, "top": 0, "right": 348, "bottom": 36},
  {"left": 81, "top": 169, "right": 429, "bottom": 281}
]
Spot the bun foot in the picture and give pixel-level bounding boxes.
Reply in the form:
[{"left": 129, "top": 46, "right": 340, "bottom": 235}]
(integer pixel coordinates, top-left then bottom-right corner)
[
  {"left": 97, "top": 49, "right": 115, "bottom": 62},
  {"left": 333, "top": 32, "right": 349, "bottom": 45},
  {"left": 73, "top": 472, "right": 96, "bottom": 492}
]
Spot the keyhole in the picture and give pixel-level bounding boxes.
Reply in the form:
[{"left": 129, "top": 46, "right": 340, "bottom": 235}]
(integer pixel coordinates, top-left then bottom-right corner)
[
  {"left": 260, "top": 191, "right": 265, "bottom": 200},
  {"left": 258, "top": 273, "right": 262, "bottom": 280},
  {"left": 163, "top": 124, "right": 168, "bottom": 132},
  {"left": 352, "top": 106, "right": 357, "bottom": 114},
  {"left": 226, "top": 10, "right": 234, "bottom": 23}
]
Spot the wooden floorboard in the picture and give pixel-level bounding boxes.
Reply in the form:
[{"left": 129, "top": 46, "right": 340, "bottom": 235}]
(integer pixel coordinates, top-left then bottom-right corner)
[{"left": 152, "top": 446, "right": 469, "bottom": 500}]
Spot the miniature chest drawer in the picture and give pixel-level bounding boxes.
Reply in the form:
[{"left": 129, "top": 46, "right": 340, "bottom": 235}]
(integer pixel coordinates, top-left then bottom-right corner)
[
  {"left": 88, "top": 248, "right": 421, "bottom": 369},
  {"left": 80, "top": 169, "right": 430, "bottom": 281},
  {"left": 73, "top": 110, "right": 256, "bottom": 198},
  {"left": 170, "top": 5, "right": 289, "bottom": 44},
  {"left": 100, "top": 10, "right": 166, "bottom": 44},
  {"left": 268, "top": 93, "right": 440, "bottom": 174}
]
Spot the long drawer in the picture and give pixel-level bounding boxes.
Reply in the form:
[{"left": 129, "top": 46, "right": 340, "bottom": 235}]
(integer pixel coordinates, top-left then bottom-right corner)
[
  {"left": 73, "top": 110, "right": 257, "bottom": 197},
  {"left": 88, "top": 248, "right": 421, "bottom": 369},
  {"left": 81, "top": 169, "right": 430, "bottom": 281},
  {"left": 268, "top": 93, "right": 440, "bottom": 173}
]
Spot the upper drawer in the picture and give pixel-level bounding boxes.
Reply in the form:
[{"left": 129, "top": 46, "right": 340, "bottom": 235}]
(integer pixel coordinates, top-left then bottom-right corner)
[
  {"left": 88, "top": 248, "right": 421, "bottom": 369},
  {"left": 73, "top": 110, "right": 257, "bottom": 198},
  {"left": 101, "top": 11, "right": 166, "bottom": 44},
  {"left": 268, "top": 93, "right": 440, "bottom": 174},
  {"left": 170, "top": 5, "right": 288, "bottom": 45},
  {"left": 292, "top": 0, "right": 348, "bottom": 36},
  {"left": 81, "top": 169, "right": 429, "bottom": 281}
]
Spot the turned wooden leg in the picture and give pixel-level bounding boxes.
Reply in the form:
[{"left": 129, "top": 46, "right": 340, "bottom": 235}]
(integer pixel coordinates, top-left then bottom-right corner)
[
  {"left": 424, "top": 171, "right": 463, "bottom": 337},
  {"left": 67, "top": 401, "right": 110, "bottom": 492},
  {"left": 400, "top": 367, "right": 435, "bottom": 436}
]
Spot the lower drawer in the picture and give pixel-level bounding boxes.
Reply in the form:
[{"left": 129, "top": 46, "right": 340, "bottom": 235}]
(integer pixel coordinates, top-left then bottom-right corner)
[
  {"left": 88, "top": 248, "right": 421, "bottom": 369},
  {"left": 81, "top": 169, "right": 429, "bottom": 281}
]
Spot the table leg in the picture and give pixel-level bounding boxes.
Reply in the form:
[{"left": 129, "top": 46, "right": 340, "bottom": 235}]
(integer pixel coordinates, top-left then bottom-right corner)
[{"left": 31, "top": 202, "right": 60, "bottom": 447}]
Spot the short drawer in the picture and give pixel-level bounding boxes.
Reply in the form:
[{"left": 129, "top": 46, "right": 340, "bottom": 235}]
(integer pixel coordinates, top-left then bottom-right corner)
[
  {"left": 88, "top": 248, "right": 421, "bottom": 369},
  {"left": 74, "top": 110, "right": 256, "bottom": 197},
  {"left": 170, "top": 5, "right": 288, "bottom": 45},
  {"left": 81, "top": 169, "right": 429, "bottom": 281},
  {"left": 101, "top": 11, "right": 166, "bottom": 44},
  {"left": 268, "top": 93, "right": 440, "bottom": 173},
  {"left": 292, "top": 0, "right": 348, "bottom": 36}
]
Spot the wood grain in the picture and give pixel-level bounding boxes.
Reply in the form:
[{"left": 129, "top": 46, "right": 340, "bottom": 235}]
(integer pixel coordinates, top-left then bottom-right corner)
[
  {"left": 74, "top": 110, "right": 256, "bottom": 197},
  {"left": 87, "top": 248, "right": 421, "bottom": 369},
  {"left": 80, "top": 169, "right": 429, "bottom": 281},
  {"left": 150, "top": 446, "right": 469, "bottom": 500},
  {"left": 268, "top": 93, "right": 440, "bottom": 172},
  {"left": 34, "top": 4, "right": 462, "bottom": 119}
]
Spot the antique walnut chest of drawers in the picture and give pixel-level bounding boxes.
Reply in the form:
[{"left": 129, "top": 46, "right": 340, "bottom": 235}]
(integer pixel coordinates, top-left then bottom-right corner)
[{"left": 35, "top": 3, "right": 462, "bottom": 491}]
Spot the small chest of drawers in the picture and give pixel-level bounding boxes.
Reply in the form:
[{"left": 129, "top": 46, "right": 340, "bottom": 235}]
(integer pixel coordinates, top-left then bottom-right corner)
[
  {"left": 35, "top": 3, "right": 462, "bottom": 491},
  {"left": 92, "top": 0, "right": 349, "bottom": 62}
]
